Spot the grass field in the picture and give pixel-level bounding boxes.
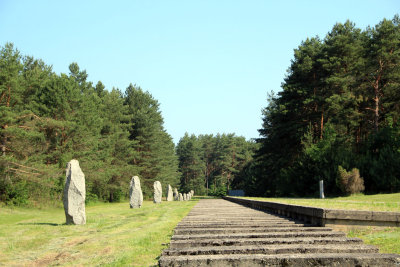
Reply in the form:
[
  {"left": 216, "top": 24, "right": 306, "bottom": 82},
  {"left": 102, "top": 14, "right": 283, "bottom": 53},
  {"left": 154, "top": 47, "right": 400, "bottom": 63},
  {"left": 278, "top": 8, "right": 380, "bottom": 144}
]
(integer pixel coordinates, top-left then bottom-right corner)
[
  {"left": 0, "top": 199, "right": 197, "bottom": 266},
  {"left": 241, "top": 193, "right": 400, "bottom": 254},
  {"left": 347, "top": 227, "right": 400, "bottom": 254},
  {"left": 243, "top": 193, "right": 400, "bottom": 212}
]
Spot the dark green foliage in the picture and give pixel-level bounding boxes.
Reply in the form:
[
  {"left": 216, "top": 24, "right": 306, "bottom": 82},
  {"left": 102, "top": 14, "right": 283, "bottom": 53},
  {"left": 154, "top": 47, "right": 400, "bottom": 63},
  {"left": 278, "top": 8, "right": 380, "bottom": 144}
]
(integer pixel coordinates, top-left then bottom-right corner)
[
  {"left": 124, "top": 84, "right": 179, "bottom": 198},
  {"left": 253, "top": 15, "right": 400, "bottom": 197},
  {"left": 0, "top": 43, "right": 179, "bottom": 205},
  {"left": 176, "top": 133, "right": 256, "bottom": 195}
]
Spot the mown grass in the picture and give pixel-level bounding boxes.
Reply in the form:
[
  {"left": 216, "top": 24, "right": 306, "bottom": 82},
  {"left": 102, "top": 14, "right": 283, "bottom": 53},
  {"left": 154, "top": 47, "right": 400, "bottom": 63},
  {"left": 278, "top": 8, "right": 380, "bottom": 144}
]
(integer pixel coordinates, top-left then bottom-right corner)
[
  {"left": 0, "top": 199, "right": 197, "bottom": 266},
  {"left": 240, "top": 193, "right": 400, "bottom": 254},
  {"left": 347, "top": 227, "right": 400, "bottom": 254},
  {"left": 243, "top": 193, "right": 400, "bottom": 212}
]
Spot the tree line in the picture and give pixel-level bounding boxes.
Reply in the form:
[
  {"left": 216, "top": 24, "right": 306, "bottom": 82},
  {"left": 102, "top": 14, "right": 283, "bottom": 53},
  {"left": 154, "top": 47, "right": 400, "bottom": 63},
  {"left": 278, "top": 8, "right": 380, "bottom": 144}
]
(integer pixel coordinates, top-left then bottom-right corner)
[
  {"left": 0, "top": 43, "right": 254, "bottom": 205},
  {"left": 0, "top": 43, "right": 179, "bottom": 204},
  {"left": 176, "top": 133, "right": 256, "bottom": 196},
  {"left": 239, "top": 15, "right": 400, "bottom": 197},
  {"left": 1, "top": 15, "right": 399, "bottom": 205}
]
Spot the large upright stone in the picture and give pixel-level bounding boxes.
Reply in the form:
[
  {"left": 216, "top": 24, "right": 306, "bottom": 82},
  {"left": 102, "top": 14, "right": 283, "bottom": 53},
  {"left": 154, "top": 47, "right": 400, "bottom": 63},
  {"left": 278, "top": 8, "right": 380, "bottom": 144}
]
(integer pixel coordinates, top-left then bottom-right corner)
[
  {"left": 183, "top": 193, "right": 187, "bottom": 201},
  {"left": 129, "top": 176, "right": 143, "bottom": 208},
  {"left": 63, "top": 159, "right": 86, "bottom": 225},
  {"left": 153, "top": 181, "right": 162, "bottom": 203},
  {"left": 178, "top": 193, "right": 183, "bottom": 201},
  {"left": 190, "top": 190, "right": 194, "bottom": 196},
  {"left": 173, "top": 188, "right": 179, "bottom": 201},
  {"left": 166, "top": 184, "right": 173, "bottom": 201}
]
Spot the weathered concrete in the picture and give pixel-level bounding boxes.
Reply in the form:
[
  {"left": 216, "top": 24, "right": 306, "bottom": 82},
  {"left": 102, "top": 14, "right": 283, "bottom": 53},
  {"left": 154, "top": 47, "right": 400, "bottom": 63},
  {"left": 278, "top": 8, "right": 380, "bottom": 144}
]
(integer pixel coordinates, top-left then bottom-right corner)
[
  {"left": 160, "top": 253, "right": 400, "bottom": 267},
  {"left": 129, "top": 176, "right": 143, "bottom": 208},
  {"left": 224, "top": 196, "right": 400, "bottom": 228},
  {"left": 63, "top": 159, "right": 86, "bottom": 225},
  {"left": 163, "top": 244, "right": 378, "bottom": 256},
  {"left": 168, "top": 237, "right": 364, "bottom": 249},
  {"left": 159, "top": 199, "right": 400, "bottom": 266}
]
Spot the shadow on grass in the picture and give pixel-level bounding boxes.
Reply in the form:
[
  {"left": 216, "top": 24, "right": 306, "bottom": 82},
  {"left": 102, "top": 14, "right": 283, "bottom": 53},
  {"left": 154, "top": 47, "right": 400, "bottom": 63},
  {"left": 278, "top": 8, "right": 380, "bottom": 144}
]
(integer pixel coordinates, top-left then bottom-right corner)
[{"left": 17, "top": 222, "right": 65, "bottom": 226}]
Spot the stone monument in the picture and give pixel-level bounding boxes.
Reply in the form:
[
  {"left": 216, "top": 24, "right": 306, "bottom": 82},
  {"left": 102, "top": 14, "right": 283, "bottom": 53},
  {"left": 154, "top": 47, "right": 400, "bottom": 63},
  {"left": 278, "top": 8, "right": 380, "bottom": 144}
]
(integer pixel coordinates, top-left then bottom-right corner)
[
  {"left": 166, "top": 184, "right": 173, "bottom": 201},
  {"left": 63, "top": 159, "right": 86, "bottom": 225},
  {"left": 129, "top": 176, "right": 143, "bottom": 208},
  {"left": 154, "top": 181, "right": 162, "bottom": 203}
]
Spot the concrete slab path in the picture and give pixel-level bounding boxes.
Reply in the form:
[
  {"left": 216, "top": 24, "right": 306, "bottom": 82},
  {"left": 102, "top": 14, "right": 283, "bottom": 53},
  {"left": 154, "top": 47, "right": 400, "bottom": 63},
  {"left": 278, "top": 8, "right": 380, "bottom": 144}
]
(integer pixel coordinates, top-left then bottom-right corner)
[{"left": 159, "top": 199, "right": 400, "bottom": 266}]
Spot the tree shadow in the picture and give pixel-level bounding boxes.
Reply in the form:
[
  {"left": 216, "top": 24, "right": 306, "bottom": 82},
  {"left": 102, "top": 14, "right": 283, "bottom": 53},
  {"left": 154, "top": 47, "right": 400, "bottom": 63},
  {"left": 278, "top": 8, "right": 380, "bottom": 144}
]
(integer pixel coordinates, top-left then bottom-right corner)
[{"left": 17, "top": 222, "right": 65, "bottom": 226}]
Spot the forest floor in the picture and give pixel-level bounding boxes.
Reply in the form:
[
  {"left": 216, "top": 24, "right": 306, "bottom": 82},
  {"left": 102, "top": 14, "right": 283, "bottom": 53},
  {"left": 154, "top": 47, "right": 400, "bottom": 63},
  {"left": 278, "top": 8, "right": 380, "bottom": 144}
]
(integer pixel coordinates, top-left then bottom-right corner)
[
  {"left": 0, "top": 199, "right": 197, "bottom": 266},
  {"left": 242, "top": 193, "right": 400, "bottom": 254}
]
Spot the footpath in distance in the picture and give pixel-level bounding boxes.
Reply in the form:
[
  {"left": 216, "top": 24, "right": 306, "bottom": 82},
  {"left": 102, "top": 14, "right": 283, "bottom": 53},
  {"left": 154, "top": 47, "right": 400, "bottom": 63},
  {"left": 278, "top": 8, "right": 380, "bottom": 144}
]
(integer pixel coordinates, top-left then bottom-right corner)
[{"left": 159, "top": 199, "right": 400, "bottom": 267}]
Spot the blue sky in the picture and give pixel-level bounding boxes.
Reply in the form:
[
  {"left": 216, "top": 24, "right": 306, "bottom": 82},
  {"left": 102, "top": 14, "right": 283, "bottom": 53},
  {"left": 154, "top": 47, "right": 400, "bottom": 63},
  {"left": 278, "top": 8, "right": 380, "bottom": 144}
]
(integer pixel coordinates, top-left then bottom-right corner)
[{"left": 1, "top": 0, "right": 399, "bottom": 143}]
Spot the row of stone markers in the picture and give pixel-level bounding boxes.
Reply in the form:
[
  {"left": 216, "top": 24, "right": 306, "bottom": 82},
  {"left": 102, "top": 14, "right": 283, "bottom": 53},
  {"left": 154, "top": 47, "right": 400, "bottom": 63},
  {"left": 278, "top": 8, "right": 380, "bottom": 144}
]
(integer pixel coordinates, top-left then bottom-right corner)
[
  {"left": 129, "top": 176, "right": 194, "bottom": 208},
  {"left": 63, "top": 159, "right": 194, "bottom": 225}
]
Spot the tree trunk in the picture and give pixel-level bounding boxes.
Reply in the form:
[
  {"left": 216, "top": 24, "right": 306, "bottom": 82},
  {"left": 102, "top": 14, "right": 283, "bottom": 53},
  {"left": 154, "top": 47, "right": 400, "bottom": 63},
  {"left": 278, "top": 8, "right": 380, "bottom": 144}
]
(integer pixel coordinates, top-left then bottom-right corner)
[
  {"left": 373, "top": 88, "right": 379, "bottom": 132},
  {"left": 1, "top": 125, "right": 7, "bottom": 156},
  {"left": 1, "top": 140, "right": 5, "bottom": 156},
  {"left": 320, "top": 111, "right": 324, "bottom": 139}
]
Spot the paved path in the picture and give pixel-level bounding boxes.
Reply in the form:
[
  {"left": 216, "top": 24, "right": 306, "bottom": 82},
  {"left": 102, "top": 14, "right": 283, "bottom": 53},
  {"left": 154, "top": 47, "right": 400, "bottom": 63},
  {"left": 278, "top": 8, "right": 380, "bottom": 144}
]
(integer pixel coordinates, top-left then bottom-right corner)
[{"left": 159, "top": 199, "right": 399, "bottom": 266}]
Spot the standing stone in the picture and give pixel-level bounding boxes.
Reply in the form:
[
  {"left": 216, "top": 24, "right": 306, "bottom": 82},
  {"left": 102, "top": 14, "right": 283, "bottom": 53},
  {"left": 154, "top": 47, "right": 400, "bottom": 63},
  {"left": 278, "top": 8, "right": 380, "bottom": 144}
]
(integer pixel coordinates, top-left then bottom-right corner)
[
  {"left": 63, "top": 159, "right": 86, "bottom": 225},
  {"left": 166, "top": 184, "right": 173, "bottom": 201},
  {"left": 153, "top": 181, "right": 162, "bottom": 203},
  {"left": 188, "top": 192, "right": 192, "bottom": 200},
  {"left": 129, "top": 176, "right": 143, "bottom": 208},
  {"left": 183, "top": 193, "right": 187, "bottom": 201},
  {"left": 173, "top": 188, "right": 179, "bottom": 201},
  {"left": 178, "top": 193, "right": 183, "bottom": 201},
  {"left": 190, "top": 190, "right": 194, "bottom": 196}
]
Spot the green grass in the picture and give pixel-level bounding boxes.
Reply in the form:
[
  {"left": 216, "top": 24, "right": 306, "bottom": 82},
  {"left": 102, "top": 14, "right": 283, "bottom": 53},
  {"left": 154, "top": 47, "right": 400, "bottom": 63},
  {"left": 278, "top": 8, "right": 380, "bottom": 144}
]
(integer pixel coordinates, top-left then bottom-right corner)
[
  {"left": 242, "top": 193, "right": 400, "bottom": 212},
  {"left": 347, "top": 227, "right": 400, "bottom": 254},
  {"left": 0, "top": 199, "right": 197, "bottom": 266},
  {"left": 239, "top": 193, "right": 400, "bottom": 254}
]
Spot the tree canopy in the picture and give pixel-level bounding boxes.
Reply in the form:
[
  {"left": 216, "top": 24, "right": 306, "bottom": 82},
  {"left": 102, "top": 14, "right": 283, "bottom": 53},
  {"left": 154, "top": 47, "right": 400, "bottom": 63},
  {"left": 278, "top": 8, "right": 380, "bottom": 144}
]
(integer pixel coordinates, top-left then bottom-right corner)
[
  {"left": 0, "top": 43, "right": 179, "bottom": 204},
  {"left": 247, "top": 15, "right": 400, "bottom": 197}
]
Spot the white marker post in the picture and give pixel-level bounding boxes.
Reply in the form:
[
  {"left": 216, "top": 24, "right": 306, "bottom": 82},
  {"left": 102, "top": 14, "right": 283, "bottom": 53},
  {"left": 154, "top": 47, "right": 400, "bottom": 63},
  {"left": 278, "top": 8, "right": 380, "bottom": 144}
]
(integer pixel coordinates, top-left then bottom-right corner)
[{"left": 319, "top": 180, "right": 325, "bottom": 199}]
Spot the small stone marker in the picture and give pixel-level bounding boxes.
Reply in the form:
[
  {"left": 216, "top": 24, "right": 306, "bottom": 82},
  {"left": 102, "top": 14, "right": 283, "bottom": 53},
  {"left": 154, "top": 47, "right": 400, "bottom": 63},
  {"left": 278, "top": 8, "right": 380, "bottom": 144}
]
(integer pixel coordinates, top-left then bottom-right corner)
[
  {"left": 319, "top": 180, "right": 325, "bottom": 199},
  {"left": 184, "top": 193, "right": 187, "bottom": 201},
  {"left": 154, "top": 181, "right": 162, "bottom": 203},
  {"left": 129, "top": 176, "right": 143, "bottom": 208},
  {"left": 63, "top": 159, "right": 86, "bottom": 225},
  {"left": 190, "top": 190, "right": 194, "bottom": 196},
  {"left": 178, "top": 193, "right": 183, "bottom": 201},
  {"left": 173, "top": 188, "right": 179, "bottom": 201},
  {"left": 166, "top": 184, "right": 173, "bottom": 201}
]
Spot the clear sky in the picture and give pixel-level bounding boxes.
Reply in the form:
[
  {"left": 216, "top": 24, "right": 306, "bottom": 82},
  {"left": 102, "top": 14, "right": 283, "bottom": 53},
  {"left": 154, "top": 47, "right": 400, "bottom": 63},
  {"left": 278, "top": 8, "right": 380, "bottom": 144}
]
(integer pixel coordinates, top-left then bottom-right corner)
[{"left": 1, "top": 1, "right": 399, "bottom": 143}]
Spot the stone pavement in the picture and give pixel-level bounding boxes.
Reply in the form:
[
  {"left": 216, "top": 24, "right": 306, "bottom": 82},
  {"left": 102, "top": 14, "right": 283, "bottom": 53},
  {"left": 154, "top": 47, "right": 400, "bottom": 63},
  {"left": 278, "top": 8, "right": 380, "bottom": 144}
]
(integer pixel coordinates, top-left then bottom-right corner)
[{"left": 159, "top": 199, "right": 400, "bottom": 266}]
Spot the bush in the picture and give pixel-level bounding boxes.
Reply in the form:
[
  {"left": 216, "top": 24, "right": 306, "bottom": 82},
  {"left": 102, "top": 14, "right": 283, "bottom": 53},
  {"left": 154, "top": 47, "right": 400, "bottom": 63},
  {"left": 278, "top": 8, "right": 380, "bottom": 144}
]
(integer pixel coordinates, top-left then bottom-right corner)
[
  {"left": 337, "top": 166, "right": 365, "bottom": 195},
  {"left": 209, "top": 186, "right": 227, "bottom": 197}
]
